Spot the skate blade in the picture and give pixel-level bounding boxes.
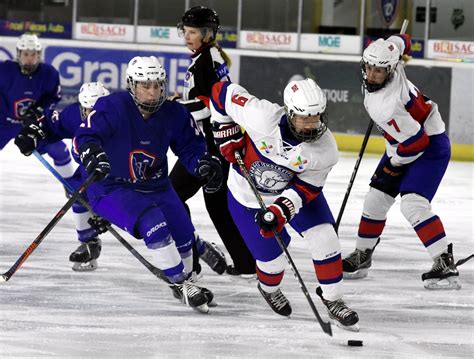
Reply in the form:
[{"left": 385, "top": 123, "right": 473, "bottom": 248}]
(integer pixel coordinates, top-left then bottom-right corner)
[
  {"left": 229, "top": 274, "right": 257, "bottom": 282},
  {"left": 333, "top": 320, "right": 360, "bottom": 332},
  {"left": 343, "top": 269, "right": 368, "bottom": 280},
  {"left": 424, "top": 276, "right": 461, "bottom": 290},
  {"left": 192, "top": 303, "right": 210, "bottom": 314},
  {"left": 72, "top": 259, "right": 98, "bottom": 272},
  {"left": 207, "top": 299, "right": 218, "bottom": 307}
]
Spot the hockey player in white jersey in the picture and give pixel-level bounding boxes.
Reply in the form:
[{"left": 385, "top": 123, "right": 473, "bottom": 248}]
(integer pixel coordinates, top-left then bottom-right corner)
[
  {"left": 342, "top": 34, "right": 461, "bottom": 290},
  {"left": 210, "top": 78, "right": 359, "bottom": 330}
]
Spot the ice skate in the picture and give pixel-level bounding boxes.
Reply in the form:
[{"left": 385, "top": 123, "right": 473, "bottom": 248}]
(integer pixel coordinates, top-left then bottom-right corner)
[
  {"left": 258, "top": 283, "right": 292, "bottom": 317},
  {"left": 342, "top": 239, "right": 379, "bottom": 279},
  {"left": 422, "top": 244, "right": 461, "bottom": 290},
  {"left": 170, "top": 280, "right": 210, "bottom": 313},
  {"left": 226, "top": 265, "right": 257, "bottom": 281},
  {"left": 197, "top": 236, "right": 227, "bottom": 274},
  {"left": 69, "top": 238, "right": 101, "bottom": 272},
  {"left": 316, "top": 287, "right": 359, "bottom": 331}
]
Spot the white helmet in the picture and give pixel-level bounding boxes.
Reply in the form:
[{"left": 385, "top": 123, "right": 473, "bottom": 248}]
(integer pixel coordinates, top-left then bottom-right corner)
[
  {"left": 16, "top": 33, "right": 42, "bottom": 74},
  {"left": 78, "top": 82, "right": 110, "bottom": 119},
  {"left": 126, "top": 56, "right": 167, "bottom": 114},
  {"left": 283, "top": 78, "right": 328, "bottom": 142},
  {"left": 361, "top": 38, "right": 401, "bottom": 92}
]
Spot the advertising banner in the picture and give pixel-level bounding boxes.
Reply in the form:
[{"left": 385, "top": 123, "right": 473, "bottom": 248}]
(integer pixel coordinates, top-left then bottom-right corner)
[
  {"left": 75, "top": 22, "right": 134, "bottom": 42},
  {"left": 46, "top": 47, "right": 191, "bottom": 106},
  {"left": 239, "top": 30, "right": 298, "bottom": 51},
  {"left": 239, "top": 56, "right": 451, "bottom": 134},
  {"left": 427, "top": 39, "right": 474, "bottom": 62},
  {"left": 0, "top": 19, "right": 72, "bottom": 39},
  {"left": 300, "top": 34, "right": 360, "bottom": 54},
  {"left": 137, "top": 26, "right": 182, "bottom": 45}
]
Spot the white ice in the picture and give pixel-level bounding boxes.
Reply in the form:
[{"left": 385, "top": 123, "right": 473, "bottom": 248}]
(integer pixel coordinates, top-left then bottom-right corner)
[{"left": 1, "top": 142, "right": 473, "bottom": 358}]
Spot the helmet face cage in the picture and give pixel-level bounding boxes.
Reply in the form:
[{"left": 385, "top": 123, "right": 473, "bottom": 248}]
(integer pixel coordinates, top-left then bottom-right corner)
[
  {"left": 360, "top": 59, "right": 395, "bottom": 93},
  {"left": 286, "top": 108, "right": 328, "bottom": 143},
  {"left": 177, "top": 6, "right": 220, "bottom": 41},
  {"left": 127, "top": 78, "right": 167, "bottom": 114},
  {"left": 126, "top": 56, "right": 167, "bottom": 114},
  {"left": 16, "top": 34, "right": 42, "bottom": 75}
]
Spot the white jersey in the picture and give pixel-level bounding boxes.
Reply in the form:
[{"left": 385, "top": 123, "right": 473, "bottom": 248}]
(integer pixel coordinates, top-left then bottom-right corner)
[
  {"left": 364, "top": 36, "right": 445, "bottom": 166},
  {"left": 210, "top": 82, "right": 338, "bottom": 212}
]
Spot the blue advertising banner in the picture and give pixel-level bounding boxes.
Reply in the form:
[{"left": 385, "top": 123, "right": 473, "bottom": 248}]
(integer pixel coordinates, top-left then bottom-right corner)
[
  {"left": 45, "top": 46, "right": 192, "bottom": 108},
  {"left": 0, "top": 20, "right": 72, "bottom": 39},
  {"left": 215, "top": 28, "right": 237, "bottom": 49}
]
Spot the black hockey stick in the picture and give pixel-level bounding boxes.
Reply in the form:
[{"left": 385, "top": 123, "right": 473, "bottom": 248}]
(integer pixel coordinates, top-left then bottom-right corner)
[
  {"left": 235, "top": 151, "right": 332, "bottom": 337},
  {"left": 32, "top": 151, "right": 170, "bottom": 283},
  {"left": 334, "top": 19, "right": 409, "bottom": 233},
  {"left": 334, "top": 121, "right": 372, "bottom": 233},
  {"left": 0, "top": 172, "right": 97, "bottom": 282}
]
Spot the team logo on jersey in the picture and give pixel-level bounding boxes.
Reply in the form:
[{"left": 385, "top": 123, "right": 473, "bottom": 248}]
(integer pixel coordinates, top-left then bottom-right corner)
[
  {"left": 291, "top": 84, "right": 299, "bottom": 92},
  {"left": 378, "top": 0, "right": 399, "bottom": 27},
  {"left": 259, "top": 141, "right": 274, "bottom": 154},
  {"left": 291, "top": 156, "right": 308, "bottom": 170},
  {"left": 249, "top": 161, "right": 294, "bottom": 194},
  {"left": 129, "top": 150, "right": 158, "bottom": 182},
  {"left": 14, "top": 98, "right": 35, "bottom": 120}
]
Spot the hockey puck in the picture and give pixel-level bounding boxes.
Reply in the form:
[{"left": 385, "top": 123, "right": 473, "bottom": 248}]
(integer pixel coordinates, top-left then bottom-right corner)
[{"left": 347, "top": 340, "right": 363, "bottom": 347}]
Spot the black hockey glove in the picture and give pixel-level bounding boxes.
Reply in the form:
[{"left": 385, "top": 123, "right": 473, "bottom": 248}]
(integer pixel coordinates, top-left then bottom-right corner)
[
  {"left": 14, "top": 119, "right": 46, "bottom": 156},
  {"left": 195, "top": 154, "right": 223, "bottom": 194},
  {"left": 23, "top": 106, "right": 44, "bottom": 122},
  {"left": 79, "top": 142, "right": 111, "bottom": 182},
  {"left": 370, "top": 157, "right": 407, "bottom": 198}
]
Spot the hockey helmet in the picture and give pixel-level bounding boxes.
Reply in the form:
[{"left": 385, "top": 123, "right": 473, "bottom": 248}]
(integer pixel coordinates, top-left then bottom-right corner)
[
  {"left": 16, "top": 33, "right": 42, "bottom": 75},
  {"left": 78, "top": 81, "right": 110, "bottom": 119},
  {"left": 361, "top": 38, "right": 401, "bottom": 92},
  {"left": 126, "top": 56, "right": 167, "bottom": 114},
  {"left": 177, "top": 6, "right": 220, "bottom": 41},
  {"left": 283, "top": 78, "right": 328, "bottom": 143}
]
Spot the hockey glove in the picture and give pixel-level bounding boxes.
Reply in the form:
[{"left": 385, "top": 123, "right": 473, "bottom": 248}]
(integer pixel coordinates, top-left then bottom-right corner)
[
  {"left": 79, "top": 142, "right": 111, "bottom": 182},
  {"left": 370, "top": 157, "right": 407, "bottom": 198},
  {"left": 255, "top": 197, "right": 296, "bottom": 238},
  {"left": 23, "top": 106, "right": 44, "bottom": 122},
  {"left": 212, "top": 122, "right": 245, "bottom": 163},
  {"left": 195, "top": 154, "right": 223, "bottom": 194},
  {"left": 14, "top": 119, "right": 46, "bottom": 156}
]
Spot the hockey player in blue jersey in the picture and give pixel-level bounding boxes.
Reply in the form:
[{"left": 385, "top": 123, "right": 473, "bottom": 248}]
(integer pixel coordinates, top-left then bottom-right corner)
[
  {"left": 0, "top": 33, "right": 74, "bottom": 180},
  {"left": 73, "top": 56, "right": 223, "bottom": 312},
  {"left": 15, "top": 81, "right": 110, "bottom": 272}
]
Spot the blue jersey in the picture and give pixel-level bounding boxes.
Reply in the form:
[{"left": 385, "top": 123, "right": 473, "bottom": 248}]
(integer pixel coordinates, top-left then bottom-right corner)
[
  {"left": 0, "top": 60, "right": 61, "bottom": 127},
  {"left": 43, "top": 102, "right": 83, "bottom": 143},
  {"left": 74, "top": 91, "right": 207, "bottom": 192}
]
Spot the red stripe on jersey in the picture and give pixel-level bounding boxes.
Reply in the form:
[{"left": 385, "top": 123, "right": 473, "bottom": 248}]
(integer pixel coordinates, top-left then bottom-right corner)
[
  {"left": 358, "top": 216, "right": 386, "bottom": 238},
  {"left": 197, "top": 95, "right": 210, "bottom": 109},
  {"left": 256, "top": 266, "right": 284, "bottom": 286},
  {"left": 293, "top": 181, "right": 320, "bottom": 204},
  {"left": 383, "top": 132, "right": 397, "bottom": 144},
  {"left": 211, "top": 82, "right": 226, "bottom": 110},
  {"left": 313, "top": 255, "right": 342, "bottom": 283},
  {"left": 405, "top": 89, "right": 432, "bottom": 124},
  {"left": 414, "top": 216, "right": 446, "bottom": 246},
  {"left": 397, "top": 130, "right": 429, "bottom": 157}
]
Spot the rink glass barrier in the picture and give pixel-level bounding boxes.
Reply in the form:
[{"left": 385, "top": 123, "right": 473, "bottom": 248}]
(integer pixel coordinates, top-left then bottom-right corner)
[{"left": 0, "top": 36, "right": 472, "bottom": 161}]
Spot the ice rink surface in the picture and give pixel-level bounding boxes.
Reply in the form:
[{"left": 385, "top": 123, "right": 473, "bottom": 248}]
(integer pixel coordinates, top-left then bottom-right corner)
[{"left": 1, "top": 142, "right": 473, "bottom": 358}]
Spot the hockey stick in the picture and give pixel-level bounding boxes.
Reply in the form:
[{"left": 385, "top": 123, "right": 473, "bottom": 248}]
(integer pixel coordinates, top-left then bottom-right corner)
[
  {"left": 0, "top": 171, "right": 97, "bottom": 282},
  {"left": 32, "top": 150, "right": 170, "bottom": 283},
  {"left": 334, "top": 19, "right": 409, "bottom": 233},
  {"left": 234, "top": 151, "right": 332, "bottom": 337}
]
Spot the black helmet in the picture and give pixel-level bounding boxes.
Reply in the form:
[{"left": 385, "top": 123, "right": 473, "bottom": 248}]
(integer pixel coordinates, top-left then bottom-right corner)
[{"left": 178, "top": 6, "right": 220, "bottom": 40}]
